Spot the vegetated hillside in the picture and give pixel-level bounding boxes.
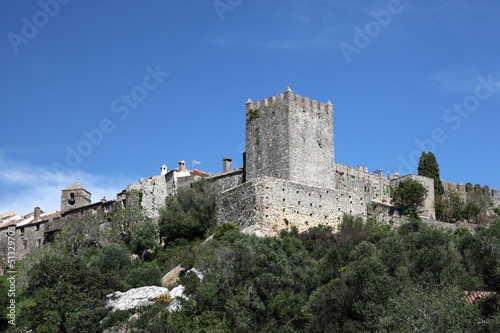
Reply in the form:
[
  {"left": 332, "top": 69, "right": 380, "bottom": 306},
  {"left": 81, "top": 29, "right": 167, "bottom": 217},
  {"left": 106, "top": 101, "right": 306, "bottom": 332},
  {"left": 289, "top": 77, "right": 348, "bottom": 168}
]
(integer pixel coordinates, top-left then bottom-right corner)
[{"left": 2, "top": 180, "right": 500, "bottom": 332}]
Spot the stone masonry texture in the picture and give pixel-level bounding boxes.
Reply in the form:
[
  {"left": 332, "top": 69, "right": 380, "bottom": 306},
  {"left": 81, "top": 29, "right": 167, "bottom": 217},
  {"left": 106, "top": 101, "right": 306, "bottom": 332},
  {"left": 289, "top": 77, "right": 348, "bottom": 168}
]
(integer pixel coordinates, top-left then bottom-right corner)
[{"left": 245, "top": 88, "right": 335, "bottom": 189}]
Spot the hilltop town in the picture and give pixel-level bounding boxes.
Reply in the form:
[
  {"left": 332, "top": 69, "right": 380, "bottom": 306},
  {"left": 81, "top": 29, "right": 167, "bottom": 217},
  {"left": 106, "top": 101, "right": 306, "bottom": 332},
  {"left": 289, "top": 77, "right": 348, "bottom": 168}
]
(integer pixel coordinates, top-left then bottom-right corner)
[{"left": 1, "top": 87, "right": 499, "bottom": 265}]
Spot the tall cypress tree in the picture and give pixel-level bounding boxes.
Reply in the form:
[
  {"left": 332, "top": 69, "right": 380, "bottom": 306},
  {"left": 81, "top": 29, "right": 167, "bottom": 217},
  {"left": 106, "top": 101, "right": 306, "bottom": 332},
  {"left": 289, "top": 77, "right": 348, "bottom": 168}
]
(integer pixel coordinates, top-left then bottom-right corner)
[{"left": 417, "top": 151, "right": 444, "bottom": 196}]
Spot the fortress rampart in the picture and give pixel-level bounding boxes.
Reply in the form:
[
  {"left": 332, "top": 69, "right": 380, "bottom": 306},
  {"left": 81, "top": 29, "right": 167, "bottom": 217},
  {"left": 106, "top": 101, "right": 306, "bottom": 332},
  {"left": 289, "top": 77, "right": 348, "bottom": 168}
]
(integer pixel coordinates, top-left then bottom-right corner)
[
  {"left": 216, "top": 176, "right": 365, "bottom": 236},
  {"left": 442, "top": 180, "right": 499, "bottom": 198}
]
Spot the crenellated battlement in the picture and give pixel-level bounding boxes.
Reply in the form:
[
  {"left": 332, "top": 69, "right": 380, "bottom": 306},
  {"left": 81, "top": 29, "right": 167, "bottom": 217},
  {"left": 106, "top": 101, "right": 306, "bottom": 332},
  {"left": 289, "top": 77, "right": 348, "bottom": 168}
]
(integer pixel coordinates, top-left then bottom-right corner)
[
  {"left": 246, "top": 87, "right": 333, "bottom": 114},
  {"left": 442, "top": 180, "right": 499, "bottom": 198}
]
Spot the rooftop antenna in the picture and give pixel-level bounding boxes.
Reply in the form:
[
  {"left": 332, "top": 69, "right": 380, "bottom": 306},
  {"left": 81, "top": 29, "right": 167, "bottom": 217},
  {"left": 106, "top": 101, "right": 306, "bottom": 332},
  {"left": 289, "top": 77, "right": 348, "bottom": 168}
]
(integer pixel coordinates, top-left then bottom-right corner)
[{"left": 193, "top": 160, "right": 201, "bottom": 171}]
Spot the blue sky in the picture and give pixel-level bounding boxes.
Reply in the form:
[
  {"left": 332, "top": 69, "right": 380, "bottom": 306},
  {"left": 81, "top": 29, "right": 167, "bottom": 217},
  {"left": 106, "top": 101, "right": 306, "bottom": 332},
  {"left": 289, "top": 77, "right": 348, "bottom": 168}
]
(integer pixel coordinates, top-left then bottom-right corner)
[{"left": 1, "top": 0, "right": 499, "bottom": 215}]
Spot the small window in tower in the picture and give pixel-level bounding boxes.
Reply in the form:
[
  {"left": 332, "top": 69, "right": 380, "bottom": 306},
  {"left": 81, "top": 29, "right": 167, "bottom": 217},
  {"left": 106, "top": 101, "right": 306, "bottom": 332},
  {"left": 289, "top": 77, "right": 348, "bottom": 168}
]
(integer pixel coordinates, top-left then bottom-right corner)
[
  {"left": 36, "top": 238, "right": 41, "bottom": 247},
  {"left": 35, "top": 224, "right": 40, "bottom": 231},
  {"left": 105, "top": 205, "right": 111, "bottom": 213},
  {"left": 23, "top": 240, "right": 27, "bottom": 250},
  {"left": 20, "top": 228, "right": 24, "bottom": 236}
]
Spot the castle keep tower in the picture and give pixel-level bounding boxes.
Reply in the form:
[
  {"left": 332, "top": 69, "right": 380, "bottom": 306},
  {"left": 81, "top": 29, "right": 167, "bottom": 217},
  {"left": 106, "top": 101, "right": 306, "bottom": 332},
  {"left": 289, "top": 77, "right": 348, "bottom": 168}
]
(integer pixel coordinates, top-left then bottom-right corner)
[
  {"left": 60, "top": 182, "right": 91, "bottom": 211},
  {"left": 245, "top": 87, "right": 335, "bottom": 189}
]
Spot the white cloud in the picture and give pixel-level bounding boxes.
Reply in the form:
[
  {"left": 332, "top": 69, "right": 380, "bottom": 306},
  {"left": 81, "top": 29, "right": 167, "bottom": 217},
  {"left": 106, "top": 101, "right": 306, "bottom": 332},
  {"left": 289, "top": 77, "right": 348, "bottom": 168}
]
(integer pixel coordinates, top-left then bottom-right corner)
[
  {"left": 430, "top": 68, "right": 500, "bottom": 95},
  {"left": 0, "top": 156, "right": 135, "bottom": 216},
  {"left": 431, "top": 68, "right": 481, "bottom": 93}
]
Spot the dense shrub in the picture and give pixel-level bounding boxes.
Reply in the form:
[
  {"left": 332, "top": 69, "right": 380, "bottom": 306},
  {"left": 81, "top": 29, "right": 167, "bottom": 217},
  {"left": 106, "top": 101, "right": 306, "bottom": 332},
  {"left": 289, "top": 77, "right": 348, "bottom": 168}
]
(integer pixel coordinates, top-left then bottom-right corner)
[
  {"left": 158, "top": 179, "right": 216, "bottom": 243},
  {"left": 14, "top": 213, "right": 500, "bottom": 332}
]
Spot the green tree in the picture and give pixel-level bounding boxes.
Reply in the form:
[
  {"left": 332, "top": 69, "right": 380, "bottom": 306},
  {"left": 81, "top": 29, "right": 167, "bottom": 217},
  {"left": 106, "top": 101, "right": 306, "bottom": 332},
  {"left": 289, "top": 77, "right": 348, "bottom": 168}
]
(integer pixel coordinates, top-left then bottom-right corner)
[
  {"left": 380, "top": 285, "right": 481, "bottom": 332},
  {"left": 159, "top": 179, "right": 216, "bottom": 243},
  {"left": 436, "top": 189, "right": 466, "bottom": 222},
  {"left": 0, "top": 276, "right": 10, "bottom": 330},
  {"left": 108, "top": 191, "right": 151, "bottom": 246},
  {"left": 435, "top": 189, "right": 482, "bottom": 223},
  {"left": 462, "top": 202, "right": 481, "bottom": 221},
  {"left": 123, "top": 262, "right": 163, "bottom": 289},
  {"left": 307, "top": 241, "right": 395, "bottom": 332},
  {"left": 418, "top": 151, "right": 444, "bottom": 196},
  {"left": 131, "top": 220, "right": 158, "bottom": 258},
  {"left": 392, "top": 179, "right": 428, "bottom": 216},
  {"left": 458, "top": 220, "right": 500, "bottom": 292},
  {"left": 88, "top": 242, "right": 132, "bottom": 275},
  {"left": 54, "top": 211, "right": 121, "bottom": 255},
  {"left": 52, "top": 193, "right": 149, "bottom": 255},
  {"left": 17, "top": 251, "right": 109, "bottom": 332},
  {"left": 195, "top": 234, "right": 300, "bottom": 332},
  {"left": 397, "top": 218, "right": 477, "bottom": 288}
]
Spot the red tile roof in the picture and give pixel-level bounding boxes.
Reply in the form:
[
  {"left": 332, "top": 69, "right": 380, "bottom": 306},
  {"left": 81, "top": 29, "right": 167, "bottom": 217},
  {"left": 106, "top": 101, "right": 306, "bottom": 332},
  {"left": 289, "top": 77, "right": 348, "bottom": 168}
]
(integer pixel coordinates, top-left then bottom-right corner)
[{"left": 464, "top": 291, "right": 497, "bottom": 304}]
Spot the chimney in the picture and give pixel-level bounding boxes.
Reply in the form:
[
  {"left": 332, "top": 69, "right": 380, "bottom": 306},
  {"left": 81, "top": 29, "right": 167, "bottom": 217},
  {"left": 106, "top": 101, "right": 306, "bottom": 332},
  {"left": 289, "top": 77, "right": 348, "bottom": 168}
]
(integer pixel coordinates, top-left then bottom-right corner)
[
  {"left": 160, "top": 164, "right": 168, "bottom": 176},
  {"left": 223, "top": 157, "right": 232, "bottom": 173},
  {"left": 34, "top": 207, "right": 41, "bottom": 222},
  {"left": 178, "top": 160, "right": 187, "bottom": 172}
]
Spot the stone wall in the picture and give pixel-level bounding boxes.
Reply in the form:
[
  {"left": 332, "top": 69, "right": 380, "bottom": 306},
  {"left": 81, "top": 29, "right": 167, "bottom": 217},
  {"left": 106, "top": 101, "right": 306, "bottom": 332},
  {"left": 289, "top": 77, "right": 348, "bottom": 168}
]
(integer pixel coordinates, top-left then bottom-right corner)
[
  {"left": 128, "top": 175, "right": 171, "bottom": 220},
  {"left": 209, "top": 168, "right": 244, "bottom": 193},
  {"left": 334, "top": 163, "right": 392, "bottom": 204},
  {"left": 15, "top": 223, "right": 45, "bottom": 259},
  {"left": 216, "top": 178, "right": 262, "bottom": 231},
  {"left": 245, "top": 88, "right": 335, "bottom": 189},
  {"left": 127, "top": 170, "right": 194, "bottom": 220},
  {"left": 216, "top": 176, "right": 366, "bottom": 236}
]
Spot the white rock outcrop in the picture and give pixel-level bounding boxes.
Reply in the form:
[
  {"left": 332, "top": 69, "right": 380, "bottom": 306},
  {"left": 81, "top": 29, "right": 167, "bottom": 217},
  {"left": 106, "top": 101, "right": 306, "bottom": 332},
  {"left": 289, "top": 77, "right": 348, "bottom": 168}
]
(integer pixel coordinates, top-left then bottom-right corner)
[
  {"left": 167, "top": 285, "right": 188, "bottom": 312},
  {"left": 106, "top": 286, "right": 170, "bottom": 312}
]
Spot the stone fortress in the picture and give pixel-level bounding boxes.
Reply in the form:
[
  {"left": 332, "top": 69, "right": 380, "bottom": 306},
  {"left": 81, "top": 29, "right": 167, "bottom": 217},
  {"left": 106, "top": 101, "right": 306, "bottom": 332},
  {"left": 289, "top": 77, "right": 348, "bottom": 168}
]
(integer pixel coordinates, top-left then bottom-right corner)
[{"left": 2, "top": 87, "right": 500, "bottom": 266}]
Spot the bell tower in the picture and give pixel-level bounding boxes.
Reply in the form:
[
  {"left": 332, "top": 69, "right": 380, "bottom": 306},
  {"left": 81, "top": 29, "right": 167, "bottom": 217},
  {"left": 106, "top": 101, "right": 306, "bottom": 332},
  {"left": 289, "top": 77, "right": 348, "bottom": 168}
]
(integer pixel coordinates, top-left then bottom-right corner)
[{"left": 60, "top": 182, "right": 91, "bottom": 211}]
